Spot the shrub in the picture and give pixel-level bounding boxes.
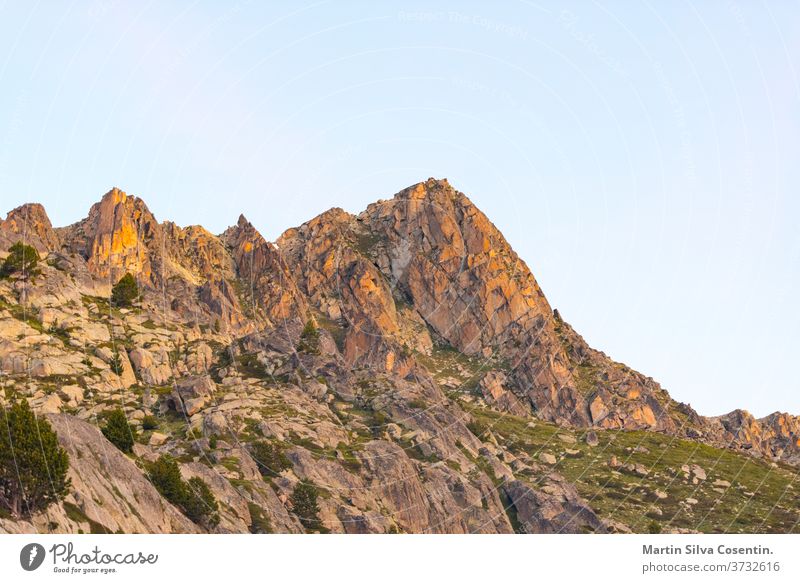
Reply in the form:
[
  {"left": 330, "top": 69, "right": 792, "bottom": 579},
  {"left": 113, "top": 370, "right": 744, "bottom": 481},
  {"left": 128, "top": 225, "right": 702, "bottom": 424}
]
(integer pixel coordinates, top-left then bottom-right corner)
[
  {"left": 147, "top": 455, "right": 185, "bottom": 503},
  {"left": 466, "top": 419, "right": 488, "bottom": 437},
  {"left": 335, "top": 442, "right": 362, "bottom": 473},
  {"left": 647, "top": 521, "right": 663, "bottom": 534},
  {"left": 108, "top": 351, "right": 124, "bottom": 376},
  {"left": 101, "top": 409, "right": 135, "bottom": 454},
  {"left": 291, "top": 480, "right": 324, "bottom": 532},
  {"left": 249, "top": 440, "right": 291, "bottom": 477},
  {"left": 208, "top": 434, "right": 218, "bottom": 450},
  {"left": 296, "top": 318, "right": 320, "bottom": 354},
  {"left": 182, "top": 477, "right": 220, "bottom": 528},
  {"left": 141, "top": 415, "right": 158, "bottom": 431},
  {"left": 0, "top": 399, "right": 70, "bottom": 517},
  {"left": 1, "top": 242, "right": 39, "bottom": 278},
  {"left": 147, "top": 456, "right": 220, "bottom": 529},
  {"left": 111, "top": 273, "right": 139, "bottom": 307},
  {"left": 248, "top": 502, "right": 272, "bottom": 534}
]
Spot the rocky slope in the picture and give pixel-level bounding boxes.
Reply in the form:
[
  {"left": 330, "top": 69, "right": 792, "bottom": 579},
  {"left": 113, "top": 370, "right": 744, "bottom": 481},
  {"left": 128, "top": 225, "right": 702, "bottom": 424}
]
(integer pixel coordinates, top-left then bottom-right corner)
[{"left": 0, "top": 179, "right": 797, "bottom": 534}]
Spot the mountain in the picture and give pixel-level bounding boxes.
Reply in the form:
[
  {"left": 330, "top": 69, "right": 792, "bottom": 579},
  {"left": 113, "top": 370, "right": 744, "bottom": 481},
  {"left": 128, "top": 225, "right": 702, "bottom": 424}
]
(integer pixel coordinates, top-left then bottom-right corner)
[{"left": 0, "top": 179, "right": 798, "bottom": 534}]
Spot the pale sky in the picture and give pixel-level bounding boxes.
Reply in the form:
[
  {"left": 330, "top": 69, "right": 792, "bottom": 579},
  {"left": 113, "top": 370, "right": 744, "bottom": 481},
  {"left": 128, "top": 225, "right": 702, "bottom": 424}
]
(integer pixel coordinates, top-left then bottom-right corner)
[{"left": 0, "top": 1, "right": 798, "bottom": 417}]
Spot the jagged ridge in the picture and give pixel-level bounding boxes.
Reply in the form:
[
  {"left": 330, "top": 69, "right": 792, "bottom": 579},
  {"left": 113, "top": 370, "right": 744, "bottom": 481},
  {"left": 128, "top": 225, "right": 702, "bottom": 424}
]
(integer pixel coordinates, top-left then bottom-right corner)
[{"left": 0, "top": 179, "right": 797, "bottom": 534}]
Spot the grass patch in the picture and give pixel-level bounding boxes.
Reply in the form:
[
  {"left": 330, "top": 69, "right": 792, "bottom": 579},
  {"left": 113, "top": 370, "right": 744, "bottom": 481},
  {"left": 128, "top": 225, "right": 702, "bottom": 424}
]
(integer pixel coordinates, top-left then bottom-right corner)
[
  {"left": 63, "top": 501, "right": 113, "bottom": 534},
  {"left": 460, "top": 402, "right": 800, "bottom": 533}
]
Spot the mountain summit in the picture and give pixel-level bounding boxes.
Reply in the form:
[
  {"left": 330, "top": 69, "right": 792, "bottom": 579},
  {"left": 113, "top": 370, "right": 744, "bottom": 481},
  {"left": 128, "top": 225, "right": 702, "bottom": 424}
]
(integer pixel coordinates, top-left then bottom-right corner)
[{"left": 0, "top": 179, "right": 797, "bottom": 534}]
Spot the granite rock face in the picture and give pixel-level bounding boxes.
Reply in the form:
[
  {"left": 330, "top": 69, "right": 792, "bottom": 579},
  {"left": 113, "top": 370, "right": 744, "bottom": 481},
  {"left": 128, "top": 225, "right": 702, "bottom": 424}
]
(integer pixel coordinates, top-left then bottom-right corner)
[
  {"left": 0, "top": 203, "right": 60, "bottom": 253},
  {"left": 0, "top": 415, "right": 199, "bottom": 534},
  {"left": 0, "top": 179, "right": 797, "bottom": 534}
]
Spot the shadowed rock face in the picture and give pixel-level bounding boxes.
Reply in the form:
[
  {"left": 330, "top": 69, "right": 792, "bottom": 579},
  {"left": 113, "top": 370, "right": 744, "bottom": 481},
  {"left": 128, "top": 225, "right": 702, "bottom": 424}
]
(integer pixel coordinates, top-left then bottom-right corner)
[
  {"left": 278, "top": 206, "right": 441, "bottom": 377},
  {"left": 0, "top": 179, "right": 797, "bottom": 534},
  {"left": 221, "top": 214, "right": 306, "bottom": 326}
]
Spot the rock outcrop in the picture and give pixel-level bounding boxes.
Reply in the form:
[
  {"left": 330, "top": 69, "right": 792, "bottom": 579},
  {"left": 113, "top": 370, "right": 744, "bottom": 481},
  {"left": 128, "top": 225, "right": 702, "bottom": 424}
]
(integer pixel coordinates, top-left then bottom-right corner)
[
  {"left": 61, "top": 188, "right": 163, "bottom": 285},
  {"left": 221, "top": 215, "right": 306, "bottom": 326},
  {"left": 0, "top": 415, "right": 199, "bottom": 534},
  {"left": 0, "top": 202, "right": 60, "bottom": 253}
]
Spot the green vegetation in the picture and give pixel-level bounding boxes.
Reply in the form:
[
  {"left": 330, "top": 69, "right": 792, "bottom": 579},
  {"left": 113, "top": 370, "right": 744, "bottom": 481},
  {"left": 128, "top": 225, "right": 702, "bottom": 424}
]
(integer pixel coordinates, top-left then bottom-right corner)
[
  {"left": 571, "top": 361, "right": 602, "bottom": 396},
  {"left": 352, "top": 229, "right": 382, "bottom": 256},
  {"left": 101, "top": 409, "right": 135, "bottom": 454},
  {"left": 0, "top": 399, "right": 70, "bottom": 517},
  {"left": 147, "top": 456, "right": 185, "bottom": 501},
  {"left": 230, "top": 278, "right": 258, "bottom": 320},
  {"left": 109, "top": 350, "right": 124, "bottom": 376},
  {"left": 461, "top": 403, "right": 800, "bottom": 533},
  {"left": 316, "top": 315, "right": 346, "bottom": 353},
  {"left": 182, "top": 477, "right": 220, "bottom": 528},
  {"left": 249, "top": 440, "right": 292, "bottom": 477},
  {"left": 236, "top": 353, "right": 269, "bottom": 379},
  {"left": 335, "top": 442, "right": 363, "bottom": 473},
  {"left": 1, "top": 242, "right": 40, "bottom": 278},
  {"left": 210, "top": 345, "right": 234, "bottom": 382},
  {"left": 414, "top": 343, "right": 502, "bottom": 394},
  {"left": 63, "top": 501, "right": 112, "bottom": 534},
  {"left": 110, "top": 273, "right": 139, "bottom": 307},
  {"left": 291, "top": 480, "right": 325, "bottom": 533},
  {"left": 147, "top": 455, "right": 220, "bottom": 529},
  {"left": 296, "top": 318, "right": 320, "bottom": 355},
  {"left": 141, "top": 415, "right": 159, "bottom": 431},
  {"left": 248, "top": 502, "right": 273, "bottom": 534}
]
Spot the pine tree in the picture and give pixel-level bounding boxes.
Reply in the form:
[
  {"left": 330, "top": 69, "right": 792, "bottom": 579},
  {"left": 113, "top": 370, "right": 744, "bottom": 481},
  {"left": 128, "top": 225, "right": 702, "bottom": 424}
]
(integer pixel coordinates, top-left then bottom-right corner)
[
  {"left": 291, "top": 480, "right": 323, "bottom": 532},
  {"left": 182, "top": 477, "right": 220, "bottom": 528},
  {"left": 249, "top": 440, "right": 291, "bottom": 477},
  {"left": 109, "top": 351, "right": 124, "bottom": 376},
  {"left": 147, "top": 456, "right": 219, "bottom": 528},
  {"left": 147, "top": 455, "right": 185, "bottom": 503},
  {"left": 101, "top": 409, "right": 135, "bottom": 453},
  {"left": 111, "top": 273, "right": 139, "bottom": 307},
  {"left": 0, "top": 399, "right": 70, "bottom": 517},
  {"left": 1, "top": 242, "right": 40, "bottom": 278}
]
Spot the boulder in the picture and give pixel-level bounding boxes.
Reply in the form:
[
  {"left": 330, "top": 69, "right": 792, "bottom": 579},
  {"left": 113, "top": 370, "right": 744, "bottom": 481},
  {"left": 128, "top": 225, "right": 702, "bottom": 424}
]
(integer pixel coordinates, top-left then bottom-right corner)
[
  {"left": 167, "top": 375, "right": 216, "bottom": 416},
  {"left": 58, "top": 385, "right": 84, "bottom": 406},
  {"left": 149, "top": 432, "right": 168, "bottom": 446},
  {"left": 478, "top": 371, "right": 529, "bottom": 416},
  {"left": 539, "top": 452, "right": 557, "bottom": 465},
  {"left": 690, "top": 464, "right": 707, "bottom": 481},
  {"left": 503, "top": 479, "right": 605, "bottom": 533},
  {"left": 38, "top": 393, "right": 63, "bottom": 414}
]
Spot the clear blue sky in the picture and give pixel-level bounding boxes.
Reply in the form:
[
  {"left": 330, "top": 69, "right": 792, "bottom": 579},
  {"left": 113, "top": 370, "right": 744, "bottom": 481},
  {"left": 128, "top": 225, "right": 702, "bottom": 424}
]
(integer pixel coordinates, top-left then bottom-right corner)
[{"left": 0, "top": 1, "right": 798, "bottom": 417}]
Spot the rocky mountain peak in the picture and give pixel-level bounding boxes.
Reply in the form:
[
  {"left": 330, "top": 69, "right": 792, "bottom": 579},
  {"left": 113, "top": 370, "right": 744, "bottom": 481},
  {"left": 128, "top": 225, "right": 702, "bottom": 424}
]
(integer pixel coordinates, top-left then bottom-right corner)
[
  {"left": 0, "top": 202, "right": 60, "bottom": 253},
  {"left": 220, "top": 213, "right": 306, "bottom": 326},
  {"left": 0, "top": 179, "right": 799, "bottom": 535},
  {"left": 62, "top": 187, "right": 163, "bottom": 284},
  {"left": 362, "top": 178, "right": 552, "bottom": 344},
  {"left": 395, "top": 176, "right": 453, "bottom": 200}
]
